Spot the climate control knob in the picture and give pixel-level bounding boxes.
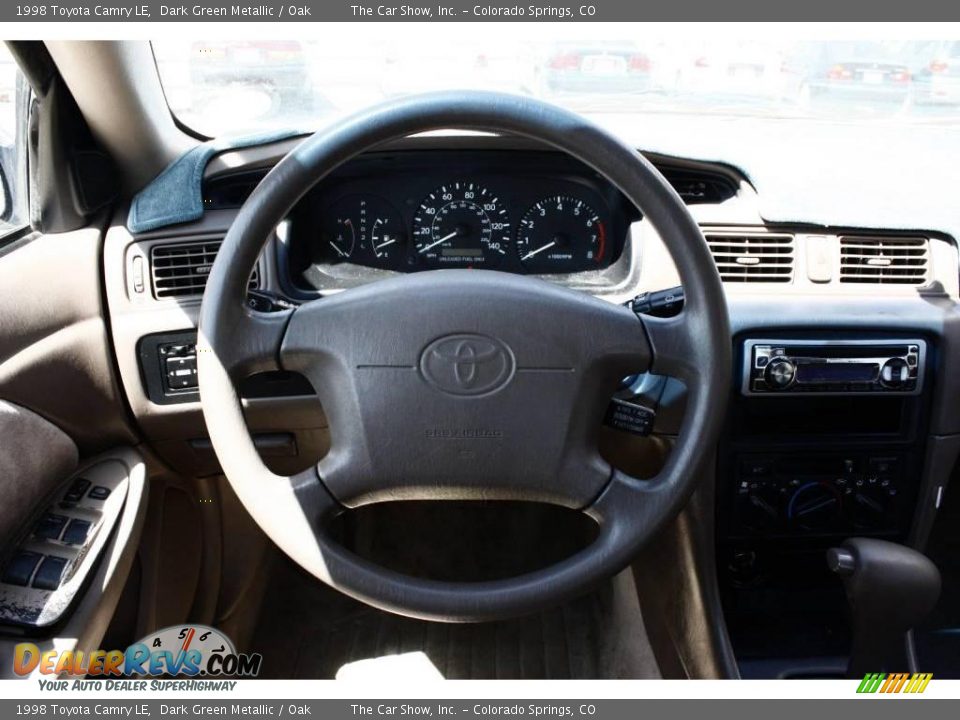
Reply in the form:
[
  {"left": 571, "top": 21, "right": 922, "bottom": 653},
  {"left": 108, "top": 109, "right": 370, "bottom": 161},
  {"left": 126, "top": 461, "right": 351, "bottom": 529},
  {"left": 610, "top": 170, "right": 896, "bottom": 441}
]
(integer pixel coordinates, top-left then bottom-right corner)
[
  {"left": 787, "top": 481, "right": 843, "bottom": 532},
  {"left": 764, "top": 358, "right": 797, "bottom": 389}
]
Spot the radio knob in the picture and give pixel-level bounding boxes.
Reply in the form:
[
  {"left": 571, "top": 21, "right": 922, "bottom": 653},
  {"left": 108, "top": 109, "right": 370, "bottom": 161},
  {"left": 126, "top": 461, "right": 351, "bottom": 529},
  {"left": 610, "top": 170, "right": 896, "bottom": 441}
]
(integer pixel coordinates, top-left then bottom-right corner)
[
  {"left": 880, "top": 358, "right": 909, "bottom": 388},
  {"left": 764, "top": 358, "right": 797, "bottom": 389}
]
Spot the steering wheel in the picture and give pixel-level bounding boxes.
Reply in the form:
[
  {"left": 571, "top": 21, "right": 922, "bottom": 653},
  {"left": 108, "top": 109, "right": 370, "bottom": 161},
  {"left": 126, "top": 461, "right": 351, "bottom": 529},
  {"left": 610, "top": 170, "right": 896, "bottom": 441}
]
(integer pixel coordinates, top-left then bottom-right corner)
[{"left": 197, "top": 91, "right": 731, "bottom": 622}]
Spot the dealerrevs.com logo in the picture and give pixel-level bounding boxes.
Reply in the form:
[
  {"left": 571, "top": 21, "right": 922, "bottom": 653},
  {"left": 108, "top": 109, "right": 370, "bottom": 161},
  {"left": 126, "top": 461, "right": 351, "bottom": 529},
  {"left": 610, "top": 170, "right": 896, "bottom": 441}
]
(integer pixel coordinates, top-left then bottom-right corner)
[{"left": 13, "top": 625, "right": 262, "bottom": 679}]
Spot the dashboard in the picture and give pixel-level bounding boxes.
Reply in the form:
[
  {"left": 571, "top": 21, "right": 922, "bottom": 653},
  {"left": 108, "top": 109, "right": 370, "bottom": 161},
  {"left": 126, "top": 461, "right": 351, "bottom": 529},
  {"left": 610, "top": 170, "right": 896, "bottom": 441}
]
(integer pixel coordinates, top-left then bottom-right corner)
[
  {"left": 105, "top": 132, "right": 960, "bottom": 680},
  {"left": 280, "top": 150, "right": 640, "bottom": 290}
]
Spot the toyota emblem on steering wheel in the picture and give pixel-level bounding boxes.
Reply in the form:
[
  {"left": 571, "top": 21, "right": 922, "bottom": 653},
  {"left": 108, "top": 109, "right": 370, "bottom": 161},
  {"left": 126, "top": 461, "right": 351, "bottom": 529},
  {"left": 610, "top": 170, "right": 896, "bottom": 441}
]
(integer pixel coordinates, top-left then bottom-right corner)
[{"left": 420, "top": 334, "right": 515, "bottom": 396}]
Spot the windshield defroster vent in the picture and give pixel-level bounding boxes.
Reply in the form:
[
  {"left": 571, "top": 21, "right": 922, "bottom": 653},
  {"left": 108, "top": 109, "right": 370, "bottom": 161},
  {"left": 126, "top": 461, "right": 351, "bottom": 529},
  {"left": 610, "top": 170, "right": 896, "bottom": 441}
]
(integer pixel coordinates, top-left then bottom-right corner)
[
  {"left": 705, "top": 233, "right": 795, "bottom": 283},
  {"left": 150, "top": 239, "right": 259, "bottom": 298},
  {"left": 839, "top": 236, "right": 929, "bottom": 285}
]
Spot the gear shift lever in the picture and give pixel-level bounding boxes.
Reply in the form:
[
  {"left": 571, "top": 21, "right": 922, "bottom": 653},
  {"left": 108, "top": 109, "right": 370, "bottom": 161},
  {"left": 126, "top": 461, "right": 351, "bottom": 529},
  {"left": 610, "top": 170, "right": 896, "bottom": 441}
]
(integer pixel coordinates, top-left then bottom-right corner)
[{"left": 828, "top": 538, "right": 941, "bottom": 678}]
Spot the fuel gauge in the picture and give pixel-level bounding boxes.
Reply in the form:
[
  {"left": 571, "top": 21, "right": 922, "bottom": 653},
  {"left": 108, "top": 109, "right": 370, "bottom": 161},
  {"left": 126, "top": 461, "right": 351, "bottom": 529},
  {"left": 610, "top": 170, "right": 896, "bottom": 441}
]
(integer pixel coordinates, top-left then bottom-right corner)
[{"left": 370, "top": 214, "right": 403, "bottom": 263}]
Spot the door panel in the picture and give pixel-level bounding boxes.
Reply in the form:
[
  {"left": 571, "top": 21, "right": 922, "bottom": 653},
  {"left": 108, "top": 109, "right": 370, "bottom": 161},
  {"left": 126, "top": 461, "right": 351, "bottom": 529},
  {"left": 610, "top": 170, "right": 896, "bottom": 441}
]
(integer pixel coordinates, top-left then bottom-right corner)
[
  {"left": 0, "top": 225, "right": 136, "bottom": 454},
  {"left": 0, "top": 400, "right": 77, "bottom": 548}
]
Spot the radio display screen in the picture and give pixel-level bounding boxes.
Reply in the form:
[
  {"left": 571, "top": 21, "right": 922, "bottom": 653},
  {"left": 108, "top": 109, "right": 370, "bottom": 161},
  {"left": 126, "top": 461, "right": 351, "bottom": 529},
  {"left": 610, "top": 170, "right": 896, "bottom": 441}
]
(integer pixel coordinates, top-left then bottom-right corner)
[{"left": 796, "top": 362, "right": 879, "bottom": 383}]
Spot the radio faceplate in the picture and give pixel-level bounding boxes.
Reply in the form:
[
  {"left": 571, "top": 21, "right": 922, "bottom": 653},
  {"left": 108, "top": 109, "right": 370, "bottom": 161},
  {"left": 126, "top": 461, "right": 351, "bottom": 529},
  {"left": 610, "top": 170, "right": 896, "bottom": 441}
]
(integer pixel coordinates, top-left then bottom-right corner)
[{"left": 742, "top": 339, "right": 926, "bottom": 396}]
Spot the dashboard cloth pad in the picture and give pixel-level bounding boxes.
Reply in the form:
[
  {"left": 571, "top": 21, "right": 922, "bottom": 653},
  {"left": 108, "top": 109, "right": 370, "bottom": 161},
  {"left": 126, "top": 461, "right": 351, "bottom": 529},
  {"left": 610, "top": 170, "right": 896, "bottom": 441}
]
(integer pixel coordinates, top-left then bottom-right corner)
[{"left": 126, "top": 129, "right": 302, "bottom": 234}]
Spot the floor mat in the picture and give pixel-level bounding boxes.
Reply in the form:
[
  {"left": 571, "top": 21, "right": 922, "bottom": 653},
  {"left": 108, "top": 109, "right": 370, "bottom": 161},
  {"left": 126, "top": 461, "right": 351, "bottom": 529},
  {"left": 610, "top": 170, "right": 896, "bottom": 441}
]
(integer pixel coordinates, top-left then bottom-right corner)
[{"left": 250, "top": 557, "right": 637, "bottom": 679}]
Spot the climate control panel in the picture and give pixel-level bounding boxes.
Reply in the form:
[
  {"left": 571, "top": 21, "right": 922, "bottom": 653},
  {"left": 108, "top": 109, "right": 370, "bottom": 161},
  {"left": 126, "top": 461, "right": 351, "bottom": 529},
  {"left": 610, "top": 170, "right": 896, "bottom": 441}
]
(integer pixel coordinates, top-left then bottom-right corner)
[{"left": 732, "top": 453, "right": 909, "bottom": 537}]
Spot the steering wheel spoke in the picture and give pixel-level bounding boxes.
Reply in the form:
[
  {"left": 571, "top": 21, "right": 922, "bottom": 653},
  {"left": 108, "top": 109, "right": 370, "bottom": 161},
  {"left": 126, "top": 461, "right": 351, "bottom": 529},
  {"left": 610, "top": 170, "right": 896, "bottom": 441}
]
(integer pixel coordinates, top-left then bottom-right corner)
[
  {"left": 640, "top": 310, "right": 704, "bottom": 382},
  {"left": 198, "top": 305, "right": 293, "bottom": 379}
]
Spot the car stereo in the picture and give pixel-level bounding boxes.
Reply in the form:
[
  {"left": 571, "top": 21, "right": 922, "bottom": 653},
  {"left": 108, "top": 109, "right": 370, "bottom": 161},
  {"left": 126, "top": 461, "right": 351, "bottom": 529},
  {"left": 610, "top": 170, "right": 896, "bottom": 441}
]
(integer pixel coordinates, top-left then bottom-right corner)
[{"left": 742, "top": 339, "right": 926, "bottom": 396}]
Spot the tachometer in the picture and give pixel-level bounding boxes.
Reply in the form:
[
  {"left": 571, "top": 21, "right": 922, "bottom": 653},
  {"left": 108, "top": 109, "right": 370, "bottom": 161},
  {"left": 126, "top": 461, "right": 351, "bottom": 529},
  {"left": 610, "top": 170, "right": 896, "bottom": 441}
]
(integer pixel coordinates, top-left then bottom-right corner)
[
  {"left": 516, "top": 196, "right": 605, "bottom": 274},
  {"left": 412, "top": 182, "right": 509, "bottom": 268}
]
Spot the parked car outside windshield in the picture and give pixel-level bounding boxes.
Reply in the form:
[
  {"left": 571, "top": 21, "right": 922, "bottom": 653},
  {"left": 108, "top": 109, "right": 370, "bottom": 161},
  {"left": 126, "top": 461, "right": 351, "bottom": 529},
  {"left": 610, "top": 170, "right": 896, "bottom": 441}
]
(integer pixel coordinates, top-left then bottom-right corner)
[{"left": 153, "top": 33, "right": 960, "bottom": 139}]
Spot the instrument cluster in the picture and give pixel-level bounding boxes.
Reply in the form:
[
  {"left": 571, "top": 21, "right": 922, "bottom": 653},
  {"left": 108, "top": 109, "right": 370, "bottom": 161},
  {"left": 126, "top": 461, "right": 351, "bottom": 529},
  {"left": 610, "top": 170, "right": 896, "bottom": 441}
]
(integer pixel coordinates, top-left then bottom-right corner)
[{"left": 284, "top": 150, "right": 636, "bottom": 285}]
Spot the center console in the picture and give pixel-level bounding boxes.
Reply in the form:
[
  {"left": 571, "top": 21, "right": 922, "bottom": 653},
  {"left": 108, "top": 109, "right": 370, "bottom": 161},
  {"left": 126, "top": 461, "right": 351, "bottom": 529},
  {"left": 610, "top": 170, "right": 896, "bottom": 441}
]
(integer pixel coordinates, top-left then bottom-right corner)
[{"left": 717, "top": 334, "right": 934, "bottom": 677}]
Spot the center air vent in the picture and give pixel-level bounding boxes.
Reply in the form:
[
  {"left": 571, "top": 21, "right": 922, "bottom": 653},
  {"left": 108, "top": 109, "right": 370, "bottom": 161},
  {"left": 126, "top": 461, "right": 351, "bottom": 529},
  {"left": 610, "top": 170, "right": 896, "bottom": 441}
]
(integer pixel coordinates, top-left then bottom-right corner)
[
  {"left": 150, "top": 239, "right": 259, "bottom": 298},
  {"left": 839, "top": 236, "right": 929, "bottom": 285},
  {"left": 705, "top": 233, "right": 794, "bottom": 283}
]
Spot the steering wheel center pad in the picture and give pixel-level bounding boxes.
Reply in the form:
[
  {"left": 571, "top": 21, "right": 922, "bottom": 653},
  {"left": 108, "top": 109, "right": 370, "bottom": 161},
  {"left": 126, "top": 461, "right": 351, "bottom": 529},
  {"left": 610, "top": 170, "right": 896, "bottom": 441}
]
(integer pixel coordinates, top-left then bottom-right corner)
[{"left": 281, "top": 270, "right": 649, "bottom": 508}]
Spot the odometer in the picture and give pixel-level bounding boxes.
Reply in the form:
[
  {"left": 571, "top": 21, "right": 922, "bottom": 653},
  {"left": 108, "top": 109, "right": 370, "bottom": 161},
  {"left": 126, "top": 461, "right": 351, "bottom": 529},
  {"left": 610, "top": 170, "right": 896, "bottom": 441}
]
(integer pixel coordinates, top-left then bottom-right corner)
[
  {"left": 412, "top": 182, "right": 509, "bottom": 268},
  {"left": 517, "top": 196, "right": 606, "bottom": 274}
]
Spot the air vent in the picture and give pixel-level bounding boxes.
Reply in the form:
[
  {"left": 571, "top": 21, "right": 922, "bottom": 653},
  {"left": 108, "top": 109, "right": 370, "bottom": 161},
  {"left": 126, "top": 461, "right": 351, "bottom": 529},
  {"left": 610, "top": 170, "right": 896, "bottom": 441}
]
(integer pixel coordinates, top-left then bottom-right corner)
[
  {"left": 202, "top": 170, "right": 265, "bottom": 210},
  {"left": 706, "top": 233, "right": 794, "bottom": 283},
  {"left": 150, "top": 240, "right": 259, "bottom": 298},
  {"left": 839, "top": 236, "right": 929, "bottom": 285},
  {"left": 661, "top": 168, "right": 738, "bottom": 205}
]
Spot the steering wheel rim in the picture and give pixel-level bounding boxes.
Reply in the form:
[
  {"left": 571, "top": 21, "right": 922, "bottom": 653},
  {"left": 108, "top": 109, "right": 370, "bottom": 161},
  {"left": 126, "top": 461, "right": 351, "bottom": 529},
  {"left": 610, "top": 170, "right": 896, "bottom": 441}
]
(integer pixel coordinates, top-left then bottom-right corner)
[{"left": 197, "top": 91, "right": 731, "bottom": 622}]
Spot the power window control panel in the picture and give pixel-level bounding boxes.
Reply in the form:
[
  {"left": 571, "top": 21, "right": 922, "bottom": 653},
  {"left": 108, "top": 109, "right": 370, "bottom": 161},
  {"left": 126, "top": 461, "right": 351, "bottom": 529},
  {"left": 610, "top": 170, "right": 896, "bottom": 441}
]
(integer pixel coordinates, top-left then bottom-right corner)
[{"left": 0, "top": 458, "right": 130, "bottom": 627}]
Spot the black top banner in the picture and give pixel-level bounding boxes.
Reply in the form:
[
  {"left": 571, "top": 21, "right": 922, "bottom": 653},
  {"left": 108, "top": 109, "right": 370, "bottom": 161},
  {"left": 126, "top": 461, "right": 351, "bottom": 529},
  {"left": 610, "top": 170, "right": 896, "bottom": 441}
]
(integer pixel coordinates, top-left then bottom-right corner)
[{"left": 4, "top": 0, "right": 960, "bottom": 22}]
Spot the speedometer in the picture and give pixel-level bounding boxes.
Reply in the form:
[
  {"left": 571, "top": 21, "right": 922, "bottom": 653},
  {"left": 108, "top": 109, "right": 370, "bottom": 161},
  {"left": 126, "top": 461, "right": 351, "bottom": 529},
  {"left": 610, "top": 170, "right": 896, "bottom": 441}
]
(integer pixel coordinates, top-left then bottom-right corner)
[
  {"left": 517, "top": 196, "right": 606, "bottom": 274},
  {"left": 412, "top": 182, "right": 509, "bottom": 268}
]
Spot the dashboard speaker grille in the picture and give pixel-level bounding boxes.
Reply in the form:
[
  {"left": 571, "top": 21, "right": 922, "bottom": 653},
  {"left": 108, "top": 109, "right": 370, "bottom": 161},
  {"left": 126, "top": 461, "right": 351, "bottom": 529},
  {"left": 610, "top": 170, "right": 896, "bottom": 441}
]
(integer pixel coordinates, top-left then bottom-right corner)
[
  {"left": 150, "top": 239, "right": 259, "bottom": 298},
  {"left": 705, "top": 233, "right": 794, "bottom": 283},
  {"left": 839, "top": 236, "right": 929, "bottom": 285}
]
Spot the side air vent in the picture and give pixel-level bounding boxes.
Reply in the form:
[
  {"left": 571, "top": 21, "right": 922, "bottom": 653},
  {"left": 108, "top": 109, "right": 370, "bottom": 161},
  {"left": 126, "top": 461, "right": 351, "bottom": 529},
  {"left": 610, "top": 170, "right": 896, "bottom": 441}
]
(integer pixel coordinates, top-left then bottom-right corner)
[
  {"left": 839, "top": 236, "right": 929, "bottom": 285},
  {"left": 705, "top": 233, "right": 795, "bottom": 283},
  {"left": 202, "top": 170, "right": 265, "bottom": 210},
  {"left": 151, "top": 240, "right": 259, "bottom": 298}
]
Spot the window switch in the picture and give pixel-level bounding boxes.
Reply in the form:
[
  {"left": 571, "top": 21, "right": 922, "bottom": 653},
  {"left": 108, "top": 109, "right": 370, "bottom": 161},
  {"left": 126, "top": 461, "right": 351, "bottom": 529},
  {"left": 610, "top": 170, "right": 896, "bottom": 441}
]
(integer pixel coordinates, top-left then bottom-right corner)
[
  {"left": 88, "top": 486, "right": 111, "bottom": 501},
  {"left": 35, "top": 513, "right": 69, "bottom": 541},
  {"left": 2, "top": 551, "right": 43, "bottom": 587},
  {"left": 62, "top": 519, "right": 92, "bottom": 546},
  {"left": 62, "top": 478, "right": 91, "bottom": 504},
  {"left": 32, "top": 556, "right": 69, "bottom": 591}
]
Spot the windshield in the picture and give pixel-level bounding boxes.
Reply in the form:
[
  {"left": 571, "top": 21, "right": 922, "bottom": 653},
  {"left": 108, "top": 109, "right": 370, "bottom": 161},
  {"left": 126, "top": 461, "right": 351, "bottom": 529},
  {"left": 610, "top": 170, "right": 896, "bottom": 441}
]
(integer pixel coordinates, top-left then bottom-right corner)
[{"left": 153, "top": 32, "right": 960, "bottom": 138}]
